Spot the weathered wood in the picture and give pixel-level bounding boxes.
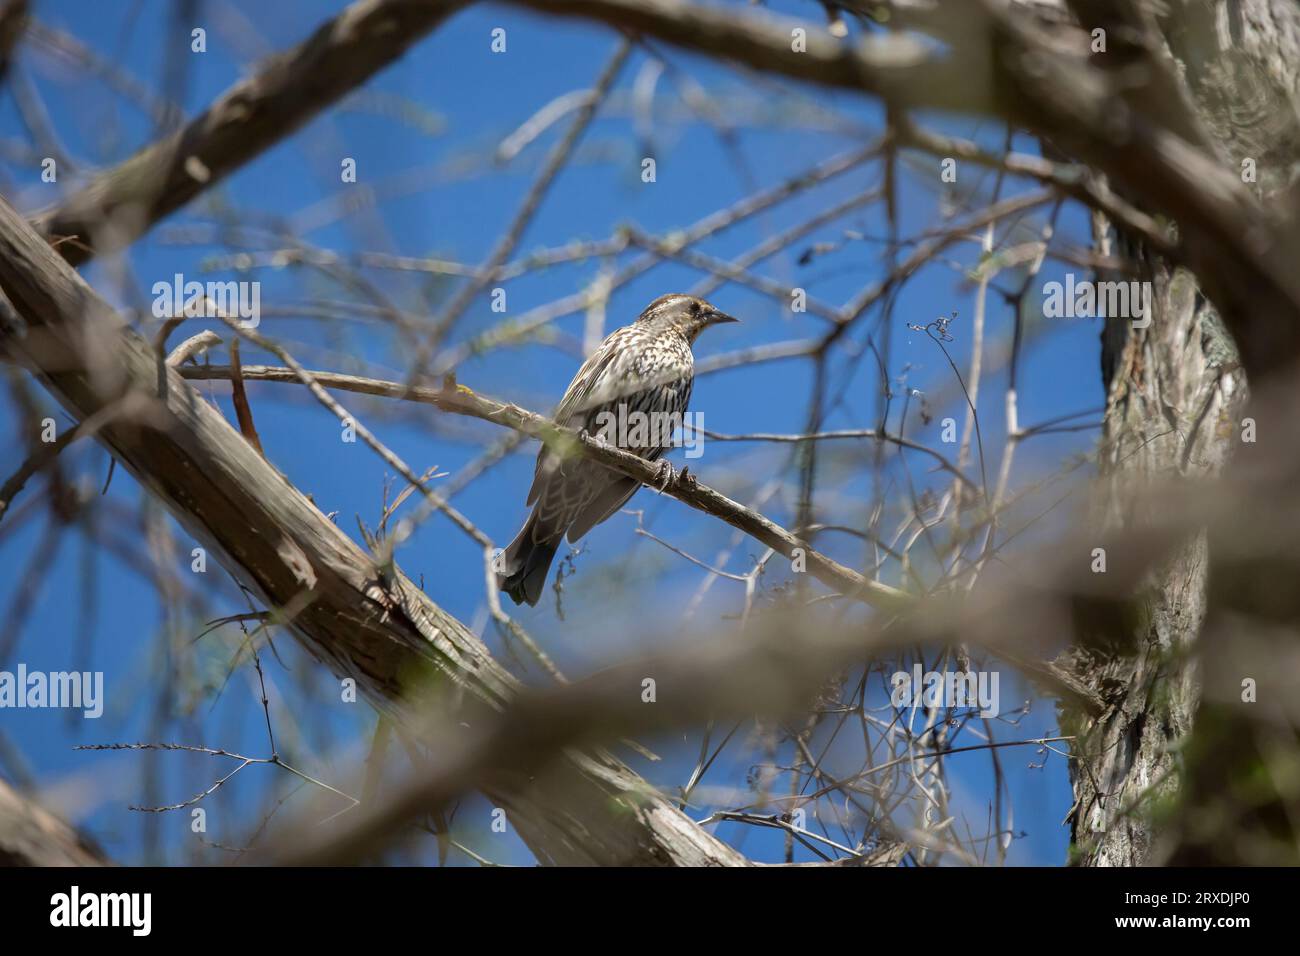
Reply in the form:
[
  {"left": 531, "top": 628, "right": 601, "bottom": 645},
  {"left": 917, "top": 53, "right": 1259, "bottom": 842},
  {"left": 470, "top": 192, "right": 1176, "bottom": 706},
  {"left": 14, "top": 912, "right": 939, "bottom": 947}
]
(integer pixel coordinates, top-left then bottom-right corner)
[
  {"left": 1066, "top": 0, "right": 1299, "bottom": 866},
  {"left": 34, "top": 0, "right": 465, "bottom": 266},
  {"left": 0, "top": 779, "right": 105, "bottom": 867}
]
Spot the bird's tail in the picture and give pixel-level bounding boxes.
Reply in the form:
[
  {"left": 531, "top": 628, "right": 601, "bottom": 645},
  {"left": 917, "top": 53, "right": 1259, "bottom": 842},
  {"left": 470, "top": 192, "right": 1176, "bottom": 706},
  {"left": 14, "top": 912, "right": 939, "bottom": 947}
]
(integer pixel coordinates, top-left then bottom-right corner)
[{"left": 497, "top": 511, "right": 561, "bottom": 607}]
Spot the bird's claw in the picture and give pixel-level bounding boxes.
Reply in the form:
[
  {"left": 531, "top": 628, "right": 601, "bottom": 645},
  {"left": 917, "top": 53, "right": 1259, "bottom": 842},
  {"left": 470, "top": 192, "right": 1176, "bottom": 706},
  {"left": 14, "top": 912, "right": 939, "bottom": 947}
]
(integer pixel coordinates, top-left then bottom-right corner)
[
  {"left": 653, "top": 462, "right": 693, "bottom": 493},
  {"left": 654, "top": 460, "right": 676, "bottom": 492}
]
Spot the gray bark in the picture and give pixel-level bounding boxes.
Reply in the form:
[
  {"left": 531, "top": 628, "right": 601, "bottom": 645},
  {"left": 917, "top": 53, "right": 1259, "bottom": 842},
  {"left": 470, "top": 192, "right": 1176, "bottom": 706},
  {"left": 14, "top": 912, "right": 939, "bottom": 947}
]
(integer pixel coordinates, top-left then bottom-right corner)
[
  {"left": 0, "top": 779, "right": 106, "bottom": 866},
  {"left": 35, "top": 0, "right": 465, "bottom": 266},
  {"left": 1066, "top": 0, "right": 1299, "bottom": 866}
]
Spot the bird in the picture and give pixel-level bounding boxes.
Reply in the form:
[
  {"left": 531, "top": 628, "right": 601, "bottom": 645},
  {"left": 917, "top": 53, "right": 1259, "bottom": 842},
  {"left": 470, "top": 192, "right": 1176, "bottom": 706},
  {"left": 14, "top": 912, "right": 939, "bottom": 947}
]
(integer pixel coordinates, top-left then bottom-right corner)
[{"left": 496, "top": 293, "right": 739, "bottom": 606}]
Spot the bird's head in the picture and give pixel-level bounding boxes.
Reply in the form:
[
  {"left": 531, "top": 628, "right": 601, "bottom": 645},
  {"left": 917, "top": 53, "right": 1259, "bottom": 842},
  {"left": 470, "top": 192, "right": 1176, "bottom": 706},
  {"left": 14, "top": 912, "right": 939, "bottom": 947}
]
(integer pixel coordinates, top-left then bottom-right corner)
[{"left": 637, "top": 293, "right": 739, "bottom": 343}]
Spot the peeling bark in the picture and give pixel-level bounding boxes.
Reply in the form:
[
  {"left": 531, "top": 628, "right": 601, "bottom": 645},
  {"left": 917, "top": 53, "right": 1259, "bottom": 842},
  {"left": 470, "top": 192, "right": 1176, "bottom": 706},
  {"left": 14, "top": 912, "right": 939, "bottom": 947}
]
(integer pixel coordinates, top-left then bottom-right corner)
[{"left": 1067, "top": 0, "right": 1298, "bottom": 866}]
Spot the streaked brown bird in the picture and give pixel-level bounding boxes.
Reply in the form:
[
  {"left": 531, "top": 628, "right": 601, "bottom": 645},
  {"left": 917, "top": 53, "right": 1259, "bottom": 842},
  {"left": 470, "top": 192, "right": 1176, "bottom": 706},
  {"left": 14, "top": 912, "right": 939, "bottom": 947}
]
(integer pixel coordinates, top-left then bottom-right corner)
[{"left": 497, "top": 293, "right": 738, "bottom": 606}]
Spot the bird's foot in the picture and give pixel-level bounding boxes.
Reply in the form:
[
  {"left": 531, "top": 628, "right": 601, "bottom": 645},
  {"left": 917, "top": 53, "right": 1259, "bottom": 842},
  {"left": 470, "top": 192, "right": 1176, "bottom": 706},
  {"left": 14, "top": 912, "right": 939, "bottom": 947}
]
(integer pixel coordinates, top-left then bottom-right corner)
[
  {"left": 654, "top": 462, "right": 694, "bottom": 493},
  {"left": 654, "top": 460, "right": 676, "bottom": 492}
]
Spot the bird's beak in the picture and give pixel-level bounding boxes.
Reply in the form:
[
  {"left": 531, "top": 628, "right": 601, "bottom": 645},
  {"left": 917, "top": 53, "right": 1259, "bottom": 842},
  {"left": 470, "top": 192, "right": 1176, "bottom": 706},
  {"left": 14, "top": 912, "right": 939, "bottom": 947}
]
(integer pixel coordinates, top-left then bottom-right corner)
[{"left": 706, "top": 309, "right": 740, "bottom": 325}]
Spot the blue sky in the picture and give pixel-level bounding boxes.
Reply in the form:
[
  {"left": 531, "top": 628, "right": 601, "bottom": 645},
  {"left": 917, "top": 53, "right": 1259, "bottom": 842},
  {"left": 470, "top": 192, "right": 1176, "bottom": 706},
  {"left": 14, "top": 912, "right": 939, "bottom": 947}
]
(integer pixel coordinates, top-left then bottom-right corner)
[{"left": 0, "top": 0, "right": 1104, "bottom": 865}]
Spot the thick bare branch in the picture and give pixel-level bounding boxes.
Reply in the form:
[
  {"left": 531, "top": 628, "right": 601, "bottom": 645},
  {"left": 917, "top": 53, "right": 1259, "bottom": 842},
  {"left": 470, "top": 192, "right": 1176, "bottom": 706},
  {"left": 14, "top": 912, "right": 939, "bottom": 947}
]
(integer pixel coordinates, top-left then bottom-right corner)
[
  {"left": 0, "top": 779, "right": 106, "bottom": 866},
  {"left": 506, "top": 0, "right": 1300, "bottom": 377},
  {"left": 507, "top": 0, "right": 986, "bottom": 114},
  {"left": 34, "top": 0, "right": 465, "bottom": 266}
]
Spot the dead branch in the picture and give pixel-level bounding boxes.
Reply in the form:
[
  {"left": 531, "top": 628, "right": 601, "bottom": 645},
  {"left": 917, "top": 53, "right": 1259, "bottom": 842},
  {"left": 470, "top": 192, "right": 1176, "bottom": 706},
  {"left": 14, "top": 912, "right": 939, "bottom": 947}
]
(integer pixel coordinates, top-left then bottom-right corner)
[{"left": 33, "top": 0, "right": 467, "bottom": 266}]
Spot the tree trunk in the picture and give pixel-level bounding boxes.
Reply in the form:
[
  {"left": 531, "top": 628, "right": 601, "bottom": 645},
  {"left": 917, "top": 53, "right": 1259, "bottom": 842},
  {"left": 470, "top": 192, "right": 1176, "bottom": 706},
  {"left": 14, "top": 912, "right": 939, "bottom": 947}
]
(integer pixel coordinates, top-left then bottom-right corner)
[{"left": 1068, "top": 0, "right": 1299, "bottom": 866}]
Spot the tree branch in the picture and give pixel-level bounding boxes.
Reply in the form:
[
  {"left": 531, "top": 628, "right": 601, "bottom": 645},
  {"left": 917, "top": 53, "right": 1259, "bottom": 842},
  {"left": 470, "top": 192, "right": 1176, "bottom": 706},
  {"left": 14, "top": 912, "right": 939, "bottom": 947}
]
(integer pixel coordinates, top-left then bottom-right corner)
[
  {"left": 0, "top": 779, "right": 106, "bottom": 866},
  {"left": 179, "top": 362, "right": 913, "bottom": 611},
  {"left": 34, "top": 0, "right": 466, "bottom": 266}
]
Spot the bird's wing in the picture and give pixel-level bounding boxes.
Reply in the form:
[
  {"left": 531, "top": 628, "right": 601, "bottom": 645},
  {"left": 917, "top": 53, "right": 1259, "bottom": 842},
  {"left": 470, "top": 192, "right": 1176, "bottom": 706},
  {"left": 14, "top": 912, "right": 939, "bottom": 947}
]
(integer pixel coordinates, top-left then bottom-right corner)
[
  {"left": 565, "top": 475, "right": 639, "bottom": 542},
  {"left": 524, "top": 326, "right": 694, "bottom": 535},
  {"left": 525, "top": 329, "right": 633, "bottom": 506},
  {"left": 562, "top": 374, "right": 693, "bottom": 540},
  {"left": 552, "top": 330, "right": 636, "bottom": 425}
]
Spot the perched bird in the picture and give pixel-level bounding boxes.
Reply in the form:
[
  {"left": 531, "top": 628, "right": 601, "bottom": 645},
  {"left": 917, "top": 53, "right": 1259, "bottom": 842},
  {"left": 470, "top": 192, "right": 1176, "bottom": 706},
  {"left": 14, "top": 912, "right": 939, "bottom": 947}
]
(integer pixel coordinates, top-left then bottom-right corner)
[{"left": 497, "top": 293, "right": 738, "bottom": 606}]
